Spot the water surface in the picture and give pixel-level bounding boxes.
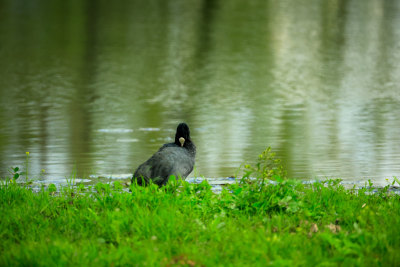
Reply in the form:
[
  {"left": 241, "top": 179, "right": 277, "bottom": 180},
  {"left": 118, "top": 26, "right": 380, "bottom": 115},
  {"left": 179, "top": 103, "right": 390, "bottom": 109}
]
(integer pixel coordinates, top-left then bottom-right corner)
[{"left": 1, "top": 0, "right": 400, "bottom": 186}]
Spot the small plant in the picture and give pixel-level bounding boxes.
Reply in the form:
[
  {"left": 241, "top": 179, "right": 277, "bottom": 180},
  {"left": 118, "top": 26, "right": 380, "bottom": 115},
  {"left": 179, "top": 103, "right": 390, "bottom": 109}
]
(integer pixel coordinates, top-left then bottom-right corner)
[
  {"left": 9, "top": 152, "right": 32, "bottom": 183},
  {"left": 77, "top": 183, "right": 86, "bottom": 192},
  {"left": 113, "top": 181, "right": 123, "bottom": 191},
  {"left": 8, "top": 167, "right": 21, "bottom": 182},
  {"left": 25, "top": 152, "right": 29, "bottom": 180},
  {"left": 47, "top": 184, "right": 57, "bottom": 195},
  {"left": 163, "top": 175, "right": 181, "bottom": 194},
  {"left": 95, "top": 182, "right": 111, "bottom": 194},
  {"left": 5, "top": 153, "right": 41, "bottom": 186},
  {"left": 393, "top": 177, "right": 400, "bottom": 186},
  {"left": 239, "top": 147, "right": 286, "bottom": 192}
]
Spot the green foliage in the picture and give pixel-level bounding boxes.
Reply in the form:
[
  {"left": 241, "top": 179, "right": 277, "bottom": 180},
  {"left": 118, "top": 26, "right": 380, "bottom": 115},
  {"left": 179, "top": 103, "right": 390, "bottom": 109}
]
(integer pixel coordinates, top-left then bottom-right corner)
[
  {"left": 0, "top": 150, "right": 399, "bottom": 266},
  {"left": 8, "top": 167, "right": 21, "bottom": 181},
  {"left": 1, "top": 177, "right": 399, "bottom": 266},
  {"left": 241, "top": 147, "right": 286, "bottom": 187},
  {"left": 7, "top": 152, "right": 31, "bottom": 183},
  {"left": 47, "top": 184, "right": 57, "bottom": 194}
]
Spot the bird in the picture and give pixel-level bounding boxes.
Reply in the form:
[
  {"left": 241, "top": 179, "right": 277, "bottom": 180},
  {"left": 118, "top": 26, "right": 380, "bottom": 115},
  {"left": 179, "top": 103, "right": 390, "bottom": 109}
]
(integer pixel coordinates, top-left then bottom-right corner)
[{"left": 132, "top": 122, "right": 196, "bottom": 186}]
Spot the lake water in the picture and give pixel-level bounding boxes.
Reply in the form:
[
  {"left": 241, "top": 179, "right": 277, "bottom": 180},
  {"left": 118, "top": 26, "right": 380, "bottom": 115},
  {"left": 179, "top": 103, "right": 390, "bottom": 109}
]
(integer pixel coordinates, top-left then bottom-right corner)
[{"left": 1, "top": 0, "right": 399, "bottom": 186}]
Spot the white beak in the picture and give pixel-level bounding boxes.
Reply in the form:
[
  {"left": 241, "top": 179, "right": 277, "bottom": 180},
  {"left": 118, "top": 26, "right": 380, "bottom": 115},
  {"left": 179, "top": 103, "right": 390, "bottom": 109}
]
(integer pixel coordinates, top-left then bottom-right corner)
[{"left": 179, "top": 137, "right": 185, "bottom": 147}]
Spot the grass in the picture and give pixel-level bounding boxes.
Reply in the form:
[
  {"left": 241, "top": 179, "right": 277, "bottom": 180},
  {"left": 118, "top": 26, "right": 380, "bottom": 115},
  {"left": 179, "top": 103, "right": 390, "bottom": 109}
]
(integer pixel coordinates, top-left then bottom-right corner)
[{"left": 1, "top": 149, "right": 400, "bottom": 266}]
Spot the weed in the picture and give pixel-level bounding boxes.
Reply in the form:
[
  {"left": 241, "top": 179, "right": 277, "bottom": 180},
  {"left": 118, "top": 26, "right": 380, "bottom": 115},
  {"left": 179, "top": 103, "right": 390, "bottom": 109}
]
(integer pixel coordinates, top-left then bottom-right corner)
[
  {"left": 240, "top": 147, "right": 286, "bottom": 188},
  {"left": 25, "top": 152, "right": 29, "bottom": 180},
  {"left": 8, "top": 166, "right": 21, "bottom": 182},
  {"left": 7, "top": 152, "right": 32, "bottom": 184}
]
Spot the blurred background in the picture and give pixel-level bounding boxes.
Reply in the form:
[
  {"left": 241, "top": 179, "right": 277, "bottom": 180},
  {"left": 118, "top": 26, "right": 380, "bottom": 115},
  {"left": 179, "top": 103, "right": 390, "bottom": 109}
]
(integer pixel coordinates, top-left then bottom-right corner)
[{"left": 0, "top": 0, "right": 399, "bottom": 185}]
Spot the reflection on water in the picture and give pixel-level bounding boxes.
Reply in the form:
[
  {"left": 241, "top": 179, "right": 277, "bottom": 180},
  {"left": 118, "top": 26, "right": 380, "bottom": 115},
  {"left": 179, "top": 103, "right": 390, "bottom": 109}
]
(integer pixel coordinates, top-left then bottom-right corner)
[{"left": 0, "top": 0, "right": 399, "bottom": 186}]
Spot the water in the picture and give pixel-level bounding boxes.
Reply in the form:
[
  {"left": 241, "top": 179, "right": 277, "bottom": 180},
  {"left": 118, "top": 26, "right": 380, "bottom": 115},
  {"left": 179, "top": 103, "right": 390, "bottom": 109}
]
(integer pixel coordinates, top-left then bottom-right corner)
[{"left": 1, "top": 0, "right": 400, "bottom": 186}]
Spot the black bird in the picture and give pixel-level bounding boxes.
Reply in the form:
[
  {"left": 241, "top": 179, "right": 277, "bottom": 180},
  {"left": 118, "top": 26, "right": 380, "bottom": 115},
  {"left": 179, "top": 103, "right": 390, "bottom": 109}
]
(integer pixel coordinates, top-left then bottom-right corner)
[{"left": 132, "top": 123, "right": 196, "bottom": 186}]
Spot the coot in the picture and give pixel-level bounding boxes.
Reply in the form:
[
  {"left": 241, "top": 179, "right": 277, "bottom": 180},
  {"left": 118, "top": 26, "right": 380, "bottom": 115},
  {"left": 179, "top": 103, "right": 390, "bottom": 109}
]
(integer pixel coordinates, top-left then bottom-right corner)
[{"left": 132, "top": 123, "right": 196, "bottom": 186}]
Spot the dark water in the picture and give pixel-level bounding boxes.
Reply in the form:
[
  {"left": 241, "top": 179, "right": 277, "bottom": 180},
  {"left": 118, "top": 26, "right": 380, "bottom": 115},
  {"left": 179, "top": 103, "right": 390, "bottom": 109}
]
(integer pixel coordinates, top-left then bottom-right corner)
[{"left": 1, "top": 0, "right": 400, "bottom": 186}]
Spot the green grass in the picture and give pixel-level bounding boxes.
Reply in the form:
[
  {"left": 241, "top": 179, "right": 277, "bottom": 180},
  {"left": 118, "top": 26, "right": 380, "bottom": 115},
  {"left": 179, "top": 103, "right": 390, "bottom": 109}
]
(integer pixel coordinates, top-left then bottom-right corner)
[{"left": 1, "top": 149, "right": 400, "bottom": 266}]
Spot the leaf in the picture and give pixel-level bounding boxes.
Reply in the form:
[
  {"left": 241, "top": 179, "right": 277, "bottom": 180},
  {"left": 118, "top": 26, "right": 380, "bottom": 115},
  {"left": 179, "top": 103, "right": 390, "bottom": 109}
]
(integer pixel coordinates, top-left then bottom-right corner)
[
  {"left": 48, "top": 184, "right": 57, "bottom": 193},
  {"left": 14, "top": 173, "right": 20, "bottom": 179},
  {"left": 233, "top": 187, "right": 242, "bottom": 195},
  {"left": 14, "top": 167, "right": 19, "bottom": 172},
  {"left": 252, "top": 201, "right": 263, "bottom": 208}
]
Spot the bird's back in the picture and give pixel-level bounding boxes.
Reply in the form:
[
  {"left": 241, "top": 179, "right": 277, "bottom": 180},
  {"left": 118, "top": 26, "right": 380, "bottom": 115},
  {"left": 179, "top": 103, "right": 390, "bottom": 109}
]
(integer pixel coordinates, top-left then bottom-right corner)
[{"left": 133, "top": 145, "right": 195, "bottom": 186}]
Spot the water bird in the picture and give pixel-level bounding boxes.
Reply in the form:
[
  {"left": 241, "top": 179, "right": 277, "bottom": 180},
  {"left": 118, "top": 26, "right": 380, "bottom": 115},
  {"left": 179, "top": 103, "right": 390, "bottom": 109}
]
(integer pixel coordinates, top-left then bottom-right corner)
[{"left": 132, "top": 122, "right": 196, "bottom": 186}]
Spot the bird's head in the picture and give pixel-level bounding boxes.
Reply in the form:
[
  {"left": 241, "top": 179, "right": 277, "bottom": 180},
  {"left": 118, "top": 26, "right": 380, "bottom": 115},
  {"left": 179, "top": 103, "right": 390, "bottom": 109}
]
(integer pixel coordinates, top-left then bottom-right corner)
[{"left": 175, "top": 123, "right": 191, "bottom": 147}]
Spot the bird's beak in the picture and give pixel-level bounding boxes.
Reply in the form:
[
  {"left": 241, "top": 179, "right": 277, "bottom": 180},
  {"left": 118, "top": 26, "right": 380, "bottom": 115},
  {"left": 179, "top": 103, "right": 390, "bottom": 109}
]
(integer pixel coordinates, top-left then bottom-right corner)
[{"left": 179, "top": 137, "right": 185, "bottom": 147}]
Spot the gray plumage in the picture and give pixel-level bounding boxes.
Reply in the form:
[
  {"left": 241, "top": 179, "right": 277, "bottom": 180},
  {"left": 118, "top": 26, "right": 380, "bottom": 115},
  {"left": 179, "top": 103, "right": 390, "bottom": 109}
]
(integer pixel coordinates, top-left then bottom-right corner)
[{"left": 132, "top": 123, "right": 196, "bottom": 186}]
